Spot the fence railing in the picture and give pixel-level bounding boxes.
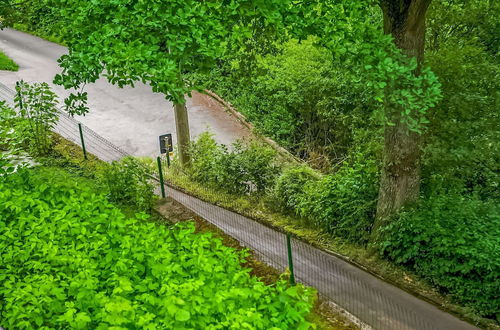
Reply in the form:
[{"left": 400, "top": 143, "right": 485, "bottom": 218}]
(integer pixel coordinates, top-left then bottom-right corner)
[{"left": 0, "top": 81, "right": 476, "bottom": 330}]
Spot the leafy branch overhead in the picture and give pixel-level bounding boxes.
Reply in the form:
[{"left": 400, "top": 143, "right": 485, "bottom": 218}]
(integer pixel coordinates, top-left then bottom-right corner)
[
  {"left": 53, "top": 0, "right": 292, "bottom": 105},
  {"left": 299, "top": 0, "right": 442, "bottom": 132}
]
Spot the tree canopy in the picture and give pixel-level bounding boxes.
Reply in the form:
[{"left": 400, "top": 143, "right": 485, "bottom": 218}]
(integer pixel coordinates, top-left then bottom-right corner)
[{"left": 53, "top": 0, "right": 292, "bottom": 104}]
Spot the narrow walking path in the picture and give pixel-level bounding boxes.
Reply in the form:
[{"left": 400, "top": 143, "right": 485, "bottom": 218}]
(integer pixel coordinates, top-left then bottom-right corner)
[
  {"left": 0, "top": 82, "right": 477, "bottom": 330},
  {"left": 166, "top": 188, "right": 476, "bottom": 330}
]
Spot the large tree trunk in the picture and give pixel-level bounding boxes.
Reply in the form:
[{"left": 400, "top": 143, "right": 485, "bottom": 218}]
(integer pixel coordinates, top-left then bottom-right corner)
[
  {"left": 173, "top": 96, "right": 191, "bottom": 167},
  {"left": 372, "top": 0, "right": 431, "bottom": 237}
]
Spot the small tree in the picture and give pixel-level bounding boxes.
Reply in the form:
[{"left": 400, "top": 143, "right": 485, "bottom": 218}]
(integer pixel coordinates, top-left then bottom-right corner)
[
  {"left": 14, "top": 81, "right": 59, "bottom": 155},
  {"left": 53, "top": 0, "right": 290, "bottom": 166}
]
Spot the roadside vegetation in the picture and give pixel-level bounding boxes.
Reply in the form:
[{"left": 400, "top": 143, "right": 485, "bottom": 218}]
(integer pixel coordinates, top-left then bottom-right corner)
[
  {"left": 155, "top": 133, "right": 498, "bottom": 327},
  {"left": 1, "top": 0, "right": 498, "bottom": 327},
  {"left": 0, "top": 166, "right": 314, "bottom": 329},
  {"left": 0, "top": 85, "right": 325, "bottom": 329},
  {"left": 0, "top": 50, "right": 18, "bottom": 71}
]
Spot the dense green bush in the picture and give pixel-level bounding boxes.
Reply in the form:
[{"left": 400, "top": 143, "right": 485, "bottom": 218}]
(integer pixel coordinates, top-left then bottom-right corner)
[
  {"left": 14, "top": 81, "right": 59, "bottom": 155},
  {"left": 188, "top": 132, "right": 279, "bottom": 194},
  {"left": 14, "top": 0, "right": 65, "bottom": 41},
  {"left": 274, "top": 165, "right": 321, "bottom": 212},
  {"left": 97, "top": 156, "right": 155, "bottom": 212},
  {"left": 299, "top": 150, "right": 380, "bottom": 244},
  {"left": 423, "top": 44, "right": 499, "bottom": 200},
  {"left": 273, "top": 133, "right": 381, "bottom": 244},
  {"left": 0, "top": 166, "right": 315, "bottom": 329},
  {"left": 196, "top": 39, "right": 374, "bottom": 166},
  {"left": 379, "top": 193, "right": 500, "bottom": 318}
]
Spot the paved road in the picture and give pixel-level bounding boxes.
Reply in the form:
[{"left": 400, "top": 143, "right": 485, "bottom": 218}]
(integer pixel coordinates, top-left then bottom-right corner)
[{"left": 0, "top": 28, "right": 250, "bottom": 157}]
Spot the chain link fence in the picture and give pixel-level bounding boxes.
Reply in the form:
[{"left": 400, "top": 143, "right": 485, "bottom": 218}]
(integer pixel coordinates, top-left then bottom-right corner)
[{"left": 0, "top": 82, "right": 476, "bottom": 330}]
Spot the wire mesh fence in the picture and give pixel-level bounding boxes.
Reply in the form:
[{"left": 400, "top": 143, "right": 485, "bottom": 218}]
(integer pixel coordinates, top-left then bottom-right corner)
[
  {"left": 154, "top": 154, "right": 475, "bottom": 330},
  {"left": 0, "top": 82, "right": 128, "bottom": 163},
  {"left": 0, "top": 81, "right": 476, "bottom": 330}
]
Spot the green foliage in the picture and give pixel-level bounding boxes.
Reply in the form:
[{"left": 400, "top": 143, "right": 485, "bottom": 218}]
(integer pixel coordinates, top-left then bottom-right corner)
[
  {"left": 379, "top": 193, "right": 500, "bottom": 319},
  {"left": 0, "top": 102, "right": 32, "bottom": 175},
  {"left": 307, "top": 2, "right": 442, "bottom": 133},
  {"left": 0, "top": 101, "right": 21, "bottom": 151},
  {"left": 96, "top": 156, "right": 155, "bottom": 212},
  {"left": 0, "top": 50, "right": 18, "bottom": 71},
  {"left": 427, "top": 0, "right": 499, "bottom": 56},
  {"left": 9, "top": 0, "right": 499, "bottom": 322},
  {"left": 0, "top": 166, "right": 315, "bottom": 329},
  {"left": 52, "top": 0, "right": 293, "bottom": 105},
  {"left": 188, "top": 132, "right": 279, "bottom": 194},
  {"left": 197, "top": 39, "right": 373, "bottom": 164},
  {"left": 274, "top": 165, "right": 321, "bottom": 212},
  {"left": 0, "top": 0, "right": 21, "bottom": 29},
  {"left": 14, "top": 81, "right": 59, "bottom": 155},
  {"left": 301, "top": 145, "right": 380, "bottom": 244},
  {"left": 423, "top": 44, "right": 499, "bottom": 200},
  {"left": 0, "top": 0, "right": 65, "bottom": 42}
]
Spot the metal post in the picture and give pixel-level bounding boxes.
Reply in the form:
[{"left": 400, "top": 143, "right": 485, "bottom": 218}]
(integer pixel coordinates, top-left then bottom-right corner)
[
  {"left": 157, "top": 156, "right": 166, "bottom": 198},
  {"left": 15, "top": 81, "right": 23, "bottom": 110},
  {"left": 78, "top": 123, "right": 87, "bottom": 160},
  {"left": 286, "top": 234, "right": 296, "bottom": 285}
]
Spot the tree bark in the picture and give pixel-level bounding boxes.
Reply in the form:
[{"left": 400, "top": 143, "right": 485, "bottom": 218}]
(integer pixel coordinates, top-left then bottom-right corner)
[
  {"left": 173, "top": 96, "right": 191, "bottom": 167},
  {"left": 372, "top": 0, "right": 431, "bottom": 238}
]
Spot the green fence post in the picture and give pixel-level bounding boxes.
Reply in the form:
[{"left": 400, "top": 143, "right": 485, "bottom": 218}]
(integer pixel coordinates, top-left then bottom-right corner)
[
  {"left": 286, "top": 233, "right": 296, "bottom": 285},
  {"left": 78, "top": 123, "right": 88, "bottom": 160},
  {"left": 15, "top": 81, "right": 23, "bottom": 110},
  {"left": 157, "top": 156, "right": 166, "bottom": 198}
]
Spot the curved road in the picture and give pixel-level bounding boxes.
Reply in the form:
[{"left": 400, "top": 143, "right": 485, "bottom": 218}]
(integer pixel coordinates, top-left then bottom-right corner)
[{"left": 0, "top": 28, "right": 250, "bottom": 157}]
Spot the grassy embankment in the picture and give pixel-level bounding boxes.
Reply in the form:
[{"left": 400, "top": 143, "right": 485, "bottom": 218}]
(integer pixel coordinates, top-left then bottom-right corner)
[{"left": 0, "top": 50, "right": 18, "bottom": 71}]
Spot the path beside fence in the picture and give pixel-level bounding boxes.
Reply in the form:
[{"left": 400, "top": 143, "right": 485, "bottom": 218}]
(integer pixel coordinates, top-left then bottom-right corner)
[
  {"left": 166, "top": 188, "right": 475, "bottom": 330},
  {"left": 0, "top": 82, "right": 477, "bottom": 330}
]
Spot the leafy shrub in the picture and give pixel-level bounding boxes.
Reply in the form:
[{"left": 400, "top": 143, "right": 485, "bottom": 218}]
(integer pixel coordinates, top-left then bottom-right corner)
[
  {"left": 97, "top": 156, "right": 155, "bottom": 211},
  {"left": 274, "top": 165, "right": 321, "bottom": 212},
  {"left": 423, "top": 44, "right": 499, "bottom": 200},
  {"left": 196, "top": 39, "right": 374, "bottom": 164},
  {"left": 0, "top": 102, "right": 33, "bottom": 175},
  {"left": 0, "top": 166, "right": 315, "bottom": 329},
  {"left": 14, "top": 0, "right": 66, "bottom": 42},
  {"left": 0, "top": 102, "right": 22, "bottom": 152},
  {"left": 188, "top": 132, "right": 279, "bottom": 194},
  {"left": 14, "top": 81, "right": 59, "bottom": 155},
  {"left": 378, "top": 193, "right": 500, "bottom": 318},
  {"left": 295, "top": 139, "right": 380, "bottom": 244}
]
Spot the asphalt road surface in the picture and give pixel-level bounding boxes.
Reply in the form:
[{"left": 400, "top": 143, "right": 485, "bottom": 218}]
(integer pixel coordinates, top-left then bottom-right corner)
[{"left": 0, "top": 28, "right": 250, "bottom": 157}]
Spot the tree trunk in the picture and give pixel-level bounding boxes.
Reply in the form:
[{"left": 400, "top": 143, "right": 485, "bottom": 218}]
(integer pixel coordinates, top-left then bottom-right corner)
[
  {"left": 173, "top": 96, "right": 191, "bottom": 167},
  {"left": 372, "top": 0, "right": 431, "bottom": 238}
]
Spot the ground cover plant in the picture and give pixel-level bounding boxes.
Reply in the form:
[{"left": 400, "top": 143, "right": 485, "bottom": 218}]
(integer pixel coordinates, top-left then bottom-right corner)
[
  {"left": 0, "top": 50, "right": 18, "bottom": 71},
  {"left": 0, "top": 165, "right": 315, "bottom": 329}
]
